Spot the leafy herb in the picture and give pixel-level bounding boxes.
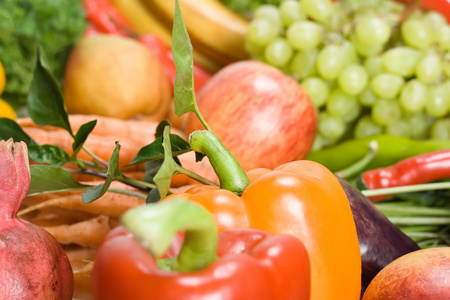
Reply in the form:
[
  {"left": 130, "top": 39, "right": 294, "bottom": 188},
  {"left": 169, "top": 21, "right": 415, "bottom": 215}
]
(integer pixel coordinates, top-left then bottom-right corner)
[{"left": 0, "top": 0, "right": 86, "bottom": 110}]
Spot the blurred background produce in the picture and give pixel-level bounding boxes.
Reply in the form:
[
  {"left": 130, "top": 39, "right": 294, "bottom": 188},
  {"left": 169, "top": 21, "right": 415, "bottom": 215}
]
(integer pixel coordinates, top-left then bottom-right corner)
[
  {"left": 243, "top": 0, "right": 450, "bottom": 150},
  {"left": 0, "top": 0, "right": 86, "bottom": 114}
]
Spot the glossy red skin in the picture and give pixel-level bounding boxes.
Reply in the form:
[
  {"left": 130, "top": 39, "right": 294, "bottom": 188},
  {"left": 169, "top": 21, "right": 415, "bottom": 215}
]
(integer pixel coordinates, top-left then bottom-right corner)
[
  {"left": 93, "top": 226, "right": 310, "bottom": 300},
  {"left": 396, "top": 0, "right": 450, "bottom": 22},
  {"left": 185, "top": 60, "right": 318, "bottom": 171},
  {"left": 362, "top": 247, "right": 450, "bottom": 299}
]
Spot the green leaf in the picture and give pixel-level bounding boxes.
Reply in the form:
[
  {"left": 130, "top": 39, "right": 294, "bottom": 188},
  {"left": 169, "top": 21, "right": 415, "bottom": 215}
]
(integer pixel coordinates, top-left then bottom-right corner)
[
  {"left": 155, "top": 120, "right": 172, "bottom": 138},
  {"left": 146, "top": 187, "right": 161, "bottom": 204},
  {"left": 82, "top": 141, "right": 122, "bottom": 203},
  {"left": 28, "top": 144, "right": 72, "bottom": 166},
  {"left": 172, "top": 0, "right": 196, "bottom": 117},
  {"left": 127, "top": 134, "right": 191, "bottom": 165},
  {"left": 153, "top": 126, "right": 178, "bottom": 199},
  {"left": 27, "top": 47, "right": 73, "bottom": 135},
  {"left": 144, "top": 160, "right": 164, "bottom": 183},
  {"left": 72, "top": 120, "right": 97, "bottom": 157},
  {"left": 0, "top": 118, "right": 36, "bottom": 144},
  {"left": 29, "top": 165, "right": 91, "bottom": 196}
]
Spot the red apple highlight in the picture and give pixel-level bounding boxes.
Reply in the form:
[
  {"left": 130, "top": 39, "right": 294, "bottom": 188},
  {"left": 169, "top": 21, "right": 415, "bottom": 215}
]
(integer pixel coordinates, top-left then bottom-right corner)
[
  {"left": 362, "top": 247, "right": 450, "bottom": 299},
  {"left": 185, "top": 60, "right": 318, "bottom": 171}
]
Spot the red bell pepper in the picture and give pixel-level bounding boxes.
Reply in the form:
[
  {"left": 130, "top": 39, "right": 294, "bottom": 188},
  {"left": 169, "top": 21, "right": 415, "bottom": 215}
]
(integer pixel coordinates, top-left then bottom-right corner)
[
  {"left": 93, "top": 198, "right": 310, "bottom": 300},
  {"left": 358, "top": 149, "right": 450, "bottom": 201}
]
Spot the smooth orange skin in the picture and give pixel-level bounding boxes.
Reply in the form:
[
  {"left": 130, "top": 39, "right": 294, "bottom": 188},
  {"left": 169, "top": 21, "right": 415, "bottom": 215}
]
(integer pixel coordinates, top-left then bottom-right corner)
[
  {"left": 167, "top": 160, "right": 362, "bottom": 300},
  {"left": 362, "top": 247, "right": 450, "bottom": 300}
]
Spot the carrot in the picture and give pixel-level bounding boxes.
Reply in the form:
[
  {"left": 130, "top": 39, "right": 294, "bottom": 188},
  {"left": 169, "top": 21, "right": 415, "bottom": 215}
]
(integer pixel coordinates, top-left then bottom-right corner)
[
  {"left": 17, "top": 114, "right": 186, "bottom": 145},
  {"left": 18, "top": 192, "right": 145, "bottom": 218},
  {"left": 64, "top": 246, "right": 96, "bottom": 300},
  {"left": 42, "top": 215, "right": 118, "bottom": 248}
]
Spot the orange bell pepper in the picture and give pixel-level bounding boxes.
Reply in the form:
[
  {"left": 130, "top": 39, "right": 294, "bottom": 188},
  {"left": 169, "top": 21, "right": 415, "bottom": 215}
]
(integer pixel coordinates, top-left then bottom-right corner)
[{"left": 165, "top": 130, "right": 362, "bottom": 300}]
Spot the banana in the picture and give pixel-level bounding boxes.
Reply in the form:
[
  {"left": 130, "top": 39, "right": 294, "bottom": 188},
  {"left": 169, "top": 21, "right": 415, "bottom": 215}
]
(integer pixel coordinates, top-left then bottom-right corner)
[
  {"left": 110, "top": 0, "right": 223, "bottom": 72},
  {"left": 110, "top": 0, "right": 172, "bottom": 44},
  {"left": 141, "top": 0, "right": 250, "bottom": 64}
]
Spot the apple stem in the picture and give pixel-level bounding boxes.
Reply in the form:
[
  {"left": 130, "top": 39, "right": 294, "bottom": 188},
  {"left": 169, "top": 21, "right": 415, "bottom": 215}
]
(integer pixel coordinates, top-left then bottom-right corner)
[{"left": 189, "top": 130, "right": 251, "bottom": 195}]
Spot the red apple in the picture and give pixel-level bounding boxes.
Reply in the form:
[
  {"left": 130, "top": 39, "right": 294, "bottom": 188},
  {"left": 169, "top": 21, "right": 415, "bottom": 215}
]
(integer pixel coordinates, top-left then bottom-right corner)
[
  {"left": 362, "top": 247, "right": 450, "bottom": 299},
  {"left": 185, "top": 60, "right": 318, "bottom": 171}
]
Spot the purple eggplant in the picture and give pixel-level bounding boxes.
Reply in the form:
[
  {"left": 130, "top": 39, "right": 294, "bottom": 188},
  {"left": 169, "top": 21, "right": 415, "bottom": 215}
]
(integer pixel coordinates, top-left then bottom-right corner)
[{"left": 338, "top": 178, "right": 420, "bottom": 296}]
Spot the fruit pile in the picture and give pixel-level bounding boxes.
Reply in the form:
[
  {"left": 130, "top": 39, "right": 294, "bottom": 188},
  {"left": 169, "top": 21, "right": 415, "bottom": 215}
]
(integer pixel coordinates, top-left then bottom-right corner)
[{"left": 245, "top": 0, "right": 450, "bottom": 150}]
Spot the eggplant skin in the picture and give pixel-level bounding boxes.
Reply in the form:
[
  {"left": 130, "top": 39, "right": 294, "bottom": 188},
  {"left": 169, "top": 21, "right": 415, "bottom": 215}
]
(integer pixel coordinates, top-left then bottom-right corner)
[{"left": 338, "top": 178, "right": 420, "bottom": 296}]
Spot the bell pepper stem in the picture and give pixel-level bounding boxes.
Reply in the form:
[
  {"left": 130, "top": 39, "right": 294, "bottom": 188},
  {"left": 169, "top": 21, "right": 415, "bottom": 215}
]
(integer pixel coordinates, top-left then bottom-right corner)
[
  {"left": 189, "top": 130, "right": 251, "bottom": 195},
  {"left": 121, "top": 197, "right": 218, "bottom": 272}
]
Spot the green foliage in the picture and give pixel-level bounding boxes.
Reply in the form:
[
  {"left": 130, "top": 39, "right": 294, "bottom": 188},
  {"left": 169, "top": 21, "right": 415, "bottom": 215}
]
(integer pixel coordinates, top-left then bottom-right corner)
[{"left": 0, "top": 0, "right": 86, "bottom": 110}]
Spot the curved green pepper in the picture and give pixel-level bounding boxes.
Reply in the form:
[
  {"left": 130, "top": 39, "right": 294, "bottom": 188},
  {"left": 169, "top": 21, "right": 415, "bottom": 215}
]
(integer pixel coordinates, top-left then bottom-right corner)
[{"left": 306, "top": 135, "right": 450, "bottom": 173}]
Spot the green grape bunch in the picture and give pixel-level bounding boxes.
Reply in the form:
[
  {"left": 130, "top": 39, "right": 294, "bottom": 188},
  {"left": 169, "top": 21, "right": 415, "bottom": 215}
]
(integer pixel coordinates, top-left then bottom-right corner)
[{"left": 244, "top": 0, "right": 450, "bottom": 150}]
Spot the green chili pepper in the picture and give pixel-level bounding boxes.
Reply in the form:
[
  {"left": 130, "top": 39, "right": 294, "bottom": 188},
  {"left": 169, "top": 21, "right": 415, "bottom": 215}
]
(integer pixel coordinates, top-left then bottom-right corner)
[{"left": 306, "top": 135, "right": 450, "bottom": 173}]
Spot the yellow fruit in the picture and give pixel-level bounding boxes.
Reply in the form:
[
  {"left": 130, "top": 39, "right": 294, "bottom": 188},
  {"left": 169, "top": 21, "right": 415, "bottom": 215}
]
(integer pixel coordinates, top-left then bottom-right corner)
[
  {"left": 0, "top": 99, "right": 16, "bottom": 120},
  {"left": 62, "top": 34, "right": 172, "bottom": 120},
  {"left": 0, "top": 61, "right": 6, "bottom": 95}
]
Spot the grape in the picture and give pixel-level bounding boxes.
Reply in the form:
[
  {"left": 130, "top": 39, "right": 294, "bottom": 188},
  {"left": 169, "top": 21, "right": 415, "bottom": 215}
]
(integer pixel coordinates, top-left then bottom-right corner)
[
  {"left": 403, "top": 111, "right": 428, "bottom": 139},
  {"left": 437, "top": 26, "right": 450, "bottom": 52},
  {"left": 246, "top": 18, "right": 279, "bottom": 47},
  {"left": 341, "top": 40, "right": 358, "bottom": 65},
  {"left": 386, "top": 119, "right": 411, "bottom": 137},
  {"left": 318, "top": 112, "right": 346, "bottom": 140},
  {"left": 350, "top": 34, "right": 383, "bottom": 57},
  {"left": 424, "top": 10, "right": 448, "bottom": 43},
  {"left": 358, "top": 87, "right": 378, "bottom": 107},
  {"left": 370, "top": 73, "right": 404, "bottom": 99},
  {"left": 337, "top": 64, "right": 368, "bottom": 95},
  {"left": 279, "top": 0, "right": 305, "bottom": 27},
  {"left": 371, "top": 98, "right": 402, "bottom": 126},
  {"left": 426, "top": 84, "right": 449, "bottom": 118},
  {"left": 354, "top": 16, "right": 391, "bottom": 47},
  {"left": 286, "top": 21, "right": 324, "bottom": 50},
  {"left": 430, "top": 119, "right": 450, "bottom": 139},
  {"left": 363, "top": 56, "right": 383, "bottom": 78},
  {"left": 399, "top": 79, "right": 428, "bottom": 113},
  {"left": 302, "top": 0, "right": 334, "bottom": 23},
  {"left": 301, "top": 77, "right": 329, "bottom": 108},
  {"left": 316, "top": 44, "right": 345, "bottom": 80},
  {"left": 415, "top": 50, "right": 443, "bottom": 84},
  {"left": 326, "top": 88, "right": 358, "bottom": 122},
  {"left": 289, "top": 49, "right": 318, "bottom": 80},
  {"left": 354, "top": 116, "right": 383, "bottom": 138},
  {"left": 381, "top": 46, "right": 422, "bottom": 78},
  {"left": 401, "top": 17, "right": 432, "bottom": 50},
  {"left": 254, "top": 4, "right": 283, "bottom": 29},
  {"left": 264, "top": 38, "right": 293, "bottom": 67}
]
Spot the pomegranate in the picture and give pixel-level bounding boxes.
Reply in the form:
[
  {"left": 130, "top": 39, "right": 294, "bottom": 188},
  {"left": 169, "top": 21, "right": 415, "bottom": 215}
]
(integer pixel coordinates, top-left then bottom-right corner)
[{"left": 0, "top": 139, "right": 73, "bottom": 299}]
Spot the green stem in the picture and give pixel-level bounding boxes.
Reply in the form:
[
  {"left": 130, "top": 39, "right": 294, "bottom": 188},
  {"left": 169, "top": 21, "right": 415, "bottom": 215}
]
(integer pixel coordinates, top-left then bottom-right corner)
[
  {"left": 188, "top": 130, "right": 251, "bottom": 195},
  {"left": 117, "top": 175, "right": 157, "bottom": 190},
  {"left": 387, "top": 216, "right": 450, "bottom": 226},
  {"left": 375, "top": 203, "right": 450, "bottom": 217},
  {"left": 175, "top": 165, "right": 218, "bottom": 186},
  {"left": 82, "top": 146, "right": 109, "bottom": 168},
  {"left": 361, "top": 181, "right": 450, "bottom": 197},
  {"left": 121, "top": 198, "right": 218, "bottom": 272},
  {"left": 107, "top": 187, "right": 147, "bottom": 199},
  {"left": 334, "top": 140, "right": 378, "bottom": 179}
]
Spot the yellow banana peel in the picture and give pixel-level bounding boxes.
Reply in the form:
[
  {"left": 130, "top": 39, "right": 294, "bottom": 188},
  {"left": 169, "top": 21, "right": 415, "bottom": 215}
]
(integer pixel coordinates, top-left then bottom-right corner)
[
  {"left": 110, "top": 0, "right": 224, "bottom": 72},
  {"left": 141, "top": 0, "right": 250, "bottom": 63}
]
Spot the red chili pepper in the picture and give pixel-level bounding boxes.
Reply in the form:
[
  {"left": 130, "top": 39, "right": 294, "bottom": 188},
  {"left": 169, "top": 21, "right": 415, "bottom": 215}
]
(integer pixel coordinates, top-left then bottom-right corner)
[
  {"left": 93, "top": 198, "right": 310, "bottom": 300},
  {"left": 83, "top": 0, "right": 130, "bottom": 36},
  {"left": 359, "top": 149, "right": 450, "bottom": 201},
  {"left": 139, "top": 34, "right": 212, "bottom": 92}
]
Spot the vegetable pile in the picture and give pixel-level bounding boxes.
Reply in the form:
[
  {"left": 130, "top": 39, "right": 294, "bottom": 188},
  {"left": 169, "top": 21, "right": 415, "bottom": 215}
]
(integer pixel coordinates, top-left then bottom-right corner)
[{"left": 0, "top": 0, "right": 449, "bottom": 299}]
